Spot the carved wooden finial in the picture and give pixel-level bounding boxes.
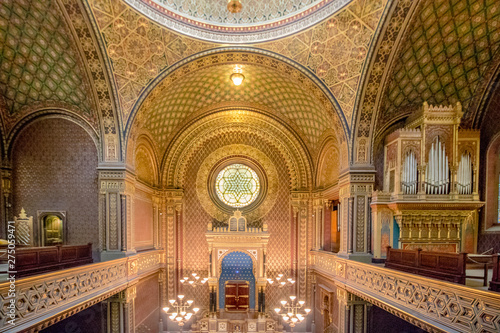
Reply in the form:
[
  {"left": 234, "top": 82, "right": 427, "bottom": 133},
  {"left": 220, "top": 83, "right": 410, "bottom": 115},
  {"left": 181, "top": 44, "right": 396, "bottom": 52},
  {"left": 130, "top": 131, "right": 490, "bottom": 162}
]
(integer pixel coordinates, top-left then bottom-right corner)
[{"left": 19, "top": 208, "right": 27, "bottom": 219}]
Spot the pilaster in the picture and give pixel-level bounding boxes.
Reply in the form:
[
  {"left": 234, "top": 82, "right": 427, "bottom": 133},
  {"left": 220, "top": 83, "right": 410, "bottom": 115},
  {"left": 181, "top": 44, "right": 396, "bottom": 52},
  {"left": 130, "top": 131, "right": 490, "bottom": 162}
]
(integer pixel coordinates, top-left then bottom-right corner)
[
  {"left": 337, "top": 171, "right": 374, "bottom": 263},
  {"left": 98, "top": 167, "right": 137, "bottom": 261},
  {"left": 337, "top": 287, "right": 371, "bottom": 333},
  {"left": 165, "top": 188, "right": 183, "bottom": 300},
  {"left": 291, "top": 191, "right": 310, "bottom": 300},
  {"left": 1, "top": 164, "right": 12, "bottom": 238},
  {"left": 107, "top": 284, "right": 137, "bottom": 333}
]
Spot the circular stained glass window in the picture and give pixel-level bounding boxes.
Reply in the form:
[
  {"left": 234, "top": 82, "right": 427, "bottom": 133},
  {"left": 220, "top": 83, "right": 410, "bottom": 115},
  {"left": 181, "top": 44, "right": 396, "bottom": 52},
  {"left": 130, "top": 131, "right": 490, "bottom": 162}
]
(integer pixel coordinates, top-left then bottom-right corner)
[{"left": 215, "top": 164, "right": 261, "bottom": 208}]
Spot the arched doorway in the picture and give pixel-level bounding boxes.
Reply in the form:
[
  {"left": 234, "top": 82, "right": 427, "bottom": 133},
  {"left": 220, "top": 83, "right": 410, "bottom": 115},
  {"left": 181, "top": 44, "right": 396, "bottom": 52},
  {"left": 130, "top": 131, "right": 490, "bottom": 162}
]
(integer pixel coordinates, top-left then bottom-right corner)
[{"left": 219, "top": 251, "right": 255, "bottom": 311}]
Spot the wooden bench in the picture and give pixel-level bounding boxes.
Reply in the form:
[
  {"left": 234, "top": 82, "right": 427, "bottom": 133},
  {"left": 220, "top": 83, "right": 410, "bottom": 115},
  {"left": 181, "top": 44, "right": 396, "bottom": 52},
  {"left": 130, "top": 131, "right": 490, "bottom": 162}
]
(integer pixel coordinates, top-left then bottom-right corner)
[
  {"left": 0, "top": 243, "right": 93, "bottom": 278},
  {"left": 385, "top": 247, "right": 466, "bottom": 284},
  {"left": 490, "top": 254, "right": 500, "bottom": 292}
]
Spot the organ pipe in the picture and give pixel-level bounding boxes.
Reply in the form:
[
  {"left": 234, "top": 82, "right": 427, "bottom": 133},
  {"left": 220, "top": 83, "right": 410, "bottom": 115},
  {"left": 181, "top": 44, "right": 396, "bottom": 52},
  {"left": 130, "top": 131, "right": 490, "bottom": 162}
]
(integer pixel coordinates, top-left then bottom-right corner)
[
  {"left": 425, "top": 136, "right": 449, "bottom": 194},
  {"left": 457, "top": 152, "right": 472, "bottom": 194},
  {"left": 402, "top": 151, "right": 417, "bottom": 194}
]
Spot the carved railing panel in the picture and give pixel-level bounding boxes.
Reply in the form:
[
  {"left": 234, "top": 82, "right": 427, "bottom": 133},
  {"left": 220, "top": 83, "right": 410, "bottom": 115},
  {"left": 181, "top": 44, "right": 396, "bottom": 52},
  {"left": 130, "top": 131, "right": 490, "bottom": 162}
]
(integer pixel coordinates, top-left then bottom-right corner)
[
  {"left": 0, "top": 250, "right": 165, "bottom": 332},
  {"left": 311, "top": 251, "right": 500, "bottom": 333}
]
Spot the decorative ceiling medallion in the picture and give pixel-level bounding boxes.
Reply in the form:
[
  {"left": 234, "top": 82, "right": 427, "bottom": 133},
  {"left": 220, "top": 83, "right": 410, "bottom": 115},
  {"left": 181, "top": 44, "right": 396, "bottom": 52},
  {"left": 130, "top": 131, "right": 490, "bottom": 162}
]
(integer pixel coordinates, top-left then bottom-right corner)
[
  {"left": 227, "top": 0, "right": 243, "bottom": 14},
  {"left": 122, "top": 0, "right": 352, "bottom": 43}
]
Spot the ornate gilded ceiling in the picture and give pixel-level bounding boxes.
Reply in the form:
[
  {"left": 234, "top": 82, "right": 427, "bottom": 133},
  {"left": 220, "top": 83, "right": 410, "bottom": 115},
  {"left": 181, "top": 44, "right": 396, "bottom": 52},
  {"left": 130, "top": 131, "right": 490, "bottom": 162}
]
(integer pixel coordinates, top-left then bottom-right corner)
[
  {"left": 123, "top": 0, "right": 353, "bottom": 43},
  {"left": 1, "top": 0, "right": 500, "bottom": 169},
  {"left": 378, "top": 0, "right": 500, "bottom": 130},
  {"left": 0, "top": 0, "right": 96, "bottom": 133},
  {"left": 89, "top": 0, "right": 387, "bottom": 138},
  {"left": 139, "top": 63, "right": 333, "bottom": 152}
]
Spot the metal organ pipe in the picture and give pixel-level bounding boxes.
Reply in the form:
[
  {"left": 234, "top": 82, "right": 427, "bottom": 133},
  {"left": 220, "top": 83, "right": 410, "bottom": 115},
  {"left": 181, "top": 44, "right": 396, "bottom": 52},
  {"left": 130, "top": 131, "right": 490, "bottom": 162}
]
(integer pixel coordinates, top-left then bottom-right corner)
[
  {"left": 425, "top": 136, "right": 449, "bottom": 194},
  {"left": 457, "top": 152, "right": 472, "bottom": 194},
  {"left": 402, "top": 151, "right": 417, "bottom": 194}
]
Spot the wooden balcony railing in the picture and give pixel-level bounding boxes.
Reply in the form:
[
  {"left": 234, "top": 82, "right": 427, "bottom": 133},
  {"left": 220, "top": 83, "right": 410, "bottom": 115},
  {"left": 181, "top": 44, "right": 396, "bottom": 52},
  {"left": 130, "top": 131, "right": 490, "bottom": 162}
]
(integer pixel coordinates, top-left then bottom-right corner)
[
  {"left": 385, "top": 246, "right": 466, "bottom": 284},
  {"left": 1, "top": 244, "right": 93, "bottom": 278},
  {"left": 490, "top": 254, "right": 500, "bottom": 292}
]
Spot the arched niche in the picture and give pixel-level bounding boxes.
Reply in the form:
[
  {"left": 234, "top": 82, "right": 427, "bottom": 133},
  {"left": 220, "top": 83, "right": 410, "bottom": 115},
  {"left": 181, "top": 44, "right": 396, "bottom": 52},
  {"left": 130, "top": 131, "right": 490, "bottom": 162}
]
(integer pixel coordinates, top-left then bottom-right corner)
[{"left": 11, "top": 116, "right": 99, "bottom": 259}]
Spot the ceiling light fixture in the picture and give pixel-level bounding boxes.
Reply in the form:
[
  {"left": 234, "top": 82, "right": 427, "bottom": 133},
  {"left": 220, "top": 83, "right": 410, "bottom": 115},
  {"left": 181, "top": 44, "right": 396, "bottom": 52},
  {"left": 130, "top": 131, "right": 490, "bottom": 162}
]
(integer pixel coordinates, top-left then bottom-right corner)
[
  {"left": 230, "top": 65, "right": 245, "bottom": 86},
  {"left": 227, "top": 0, "right": 242, "bottom": 14}
]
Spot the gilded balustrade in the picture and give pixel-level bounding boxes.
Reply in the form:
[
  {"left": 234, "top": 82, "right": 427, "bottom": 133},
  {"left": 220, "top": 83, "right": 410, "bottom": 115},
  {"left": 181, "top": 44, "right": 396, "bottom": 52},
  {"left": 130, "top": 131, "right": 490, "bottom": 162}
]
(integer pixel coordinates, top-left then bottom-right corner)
[
  {"left": 0, "top": 250, "right": 165, "bottom": 332},
  {"left": 310, "top": 250, "right": 500, "bottom": 333}
]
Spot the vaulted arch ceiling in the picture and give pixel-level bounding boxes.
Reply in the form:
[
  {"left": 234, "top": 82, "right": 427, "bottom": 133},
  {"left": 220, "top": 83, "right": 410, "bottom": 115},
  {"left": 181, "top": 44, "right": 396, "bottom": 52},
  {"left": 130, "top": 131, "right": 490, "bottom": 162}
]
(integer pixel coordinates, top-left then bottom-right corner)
[
  {"left": 87, "top": 0, "right": 389, "bottom": 139},
  {"left": 136, "top": 61, "right": 337, "bottom": 157},
  {"left": 0, "top": 0, "right": 123, "bottom": 162},
  {"left": 353, "top": 0, "right": 500, "bottom": 164},
  {"left": 0, "top": 0, "right": 96, "bottom": 132},
  {"left": 159, "top": 108, "right": 315, "bottom": 190}
]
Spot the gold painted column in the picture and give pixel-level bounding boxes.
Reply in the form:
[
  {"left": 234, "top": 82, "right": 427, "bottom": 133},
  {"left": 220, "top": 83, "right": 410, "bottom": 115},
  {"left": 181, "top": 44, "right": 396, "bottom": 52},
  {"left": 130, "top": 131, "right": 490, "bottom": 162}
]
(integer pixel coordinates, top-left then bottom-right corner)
[
  {"left": 291, "top": 191, "right": 311, "bottom": 300},
  {"left": 337, "top": 171, "right": 374, "bottom": 263},
  {"left": 1, "top": 165, "right": 12, "bottom": 237},
  {"left": 99, "top": 168, "right": 136, "bottom": 260},
  {"left": 107, "top": 285, "right": 137, "bottom": 333},
  {"left": 165, "top": 189, "right": 183, "bottom": 300},
  {"left": 337, "top": 287, "right": 371, "bottom": 333}
]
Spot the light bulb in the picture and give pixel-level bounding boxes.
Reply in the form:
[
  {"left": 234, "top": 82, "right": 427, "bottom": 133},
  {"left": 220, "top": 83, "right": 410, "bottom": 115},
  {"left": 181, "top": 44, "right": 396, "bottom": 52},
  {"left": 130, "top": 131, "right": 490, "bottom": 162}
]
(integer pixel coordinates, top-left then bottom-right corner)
[
  {"left": 201, "top": 280, "right": 207, "bottom": 284},
  {"left": 192, "top": 273, "right": 197, "bottom": 277},
  {"left": 162, "top": 307, "right": 169, "bottom": 313},
  {"left": 169, "top": 299, "right": 175, "bottom": 304},
  {"left": 278, "top": 274, "right": 284, "bottom": 277},
  {"left": 305, "top": 308, "right": 311, "bottom": 313},
  {"left": 230, "top": 73, "right": 244, "bottom": 86},
  {"left": 274, "top": 308, "right": 281, "bottom": 313},
  {"left": 176, "top": 317, "right": 182, "bottom": 322},
  {"left": 283, "top": 316, "right": 289, "bottom": 321},
  {"left": 280, "top": 282, "right": 286, "bottom": 286},
  {"left": 289, "top": 296, "right": 296, "bottom": 301},
  {"left": 180, "top": 279, "right": 185, "bottom": 283},
  {"left": 291, "top": 317, "right": 298, "bottom": 323},
  {"left": 299, "top": 301, "right": 305, "bottom": 306},
  {"left": 178, "top": 295, "right": 185, "bottom": 299},
  {"left": 187, "top": 300, "right": 193, "bottom": 305},
  {"left": 181, "top": 311, "right": 186, "bottom": 316},
  {"left": 281, "top": 301, "right": 287, "bottom": 305},
  {"left": 189, "top": 281, "right": 194, "bottom": 284},
  {"left": 193, "top": 307, "right": 200, "bottom": 313}
]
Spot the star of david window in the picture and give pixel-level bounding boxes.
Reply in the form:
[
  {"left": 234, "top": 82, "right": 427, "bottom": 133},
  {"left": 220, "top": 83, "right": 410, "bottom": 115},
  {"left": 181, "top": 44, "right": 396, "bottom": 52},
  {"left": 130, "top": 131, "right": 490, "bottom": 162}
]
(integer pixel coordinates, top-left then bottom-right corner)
[{"left": 215, "top": 164, "right": 261, "bottom": 208}]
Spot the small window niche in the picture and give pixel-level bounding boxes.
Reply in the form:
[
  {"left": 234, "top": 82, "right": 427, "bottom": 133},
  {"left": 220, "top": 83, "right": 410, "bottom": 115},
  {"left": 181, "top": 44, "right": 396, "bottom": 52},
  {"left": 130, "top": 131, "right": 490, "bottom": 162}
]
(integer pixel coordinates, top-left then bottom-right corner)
[{"left": 38, "top": 211, "right": 66, "bottom": 246}]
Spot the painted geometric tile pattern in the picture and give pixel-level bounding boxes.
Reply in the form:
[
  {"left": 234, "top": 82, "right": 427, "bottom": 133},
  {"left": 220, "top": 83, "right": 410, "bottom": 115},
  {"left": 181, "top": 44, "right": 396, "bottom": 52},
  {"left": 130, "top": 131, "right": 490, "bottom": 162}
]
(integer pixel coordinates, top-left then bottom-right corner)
[
  {"left": 0, "top": 0, "right": 94, "bottom": 131},
  {"left": 87, "top": 0, "right": 387, "bottom": 132},
  {"left": 89, "top": 0, "right": 213, "bottom": 120},
  {"left": 144, "top": 64, "right": 330, "bottom": 151},
  {"left": 260, "top": 0, "right": 387, "bottom": 122},
  {"left": 153, "top": 0, "right": 322, "bottom": 25},
  {"left": 380, "top": 0, "right": 500, "bottom": 127},
  {"left": 181, "top": 131, "right": 291, "bottom": 311}
]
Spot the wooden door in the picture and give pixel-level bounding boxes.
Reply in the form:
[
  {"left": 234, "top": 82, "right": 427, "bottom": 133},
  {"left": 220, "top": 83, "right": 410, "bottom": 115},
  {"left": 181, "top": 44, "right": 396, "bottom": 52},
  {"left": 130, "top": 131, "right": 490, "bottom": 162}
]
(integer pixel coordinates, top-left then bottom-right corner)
[{"left": 225, "top": 281, "right": 249, "bottom": 311}]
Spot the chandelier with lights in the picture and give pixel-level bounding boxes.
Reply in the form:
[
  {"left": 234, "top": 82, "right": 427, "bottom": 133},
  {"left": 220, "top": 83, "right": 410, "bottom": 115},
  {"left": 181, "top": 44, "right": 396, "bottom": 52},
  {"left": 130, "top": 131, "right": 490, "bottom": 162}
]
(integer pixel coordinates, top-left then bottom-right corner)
[
  {"left": 274, "top": 296, "right": 311, "bottom": 332},
  {"left": 180, "top": 272, "right": 208, "bottom": 287},
  {"left": 163, "top": 295, "right": 199, "bottom": 333},
  {"left": 267, "top": 274, "right": 296, "bottom": 287}
]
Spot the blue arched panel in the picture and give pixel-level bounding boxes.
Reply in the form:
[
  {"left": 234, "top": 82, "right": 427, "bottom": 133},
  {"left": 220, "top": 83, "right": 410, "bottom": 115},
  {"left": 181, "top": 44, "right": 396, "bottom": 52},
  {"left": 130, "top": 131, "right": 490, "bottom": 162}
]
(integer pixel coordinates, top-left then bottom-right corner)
[{"left": 219, "top": 251, "right": 255, "bottom": 310}]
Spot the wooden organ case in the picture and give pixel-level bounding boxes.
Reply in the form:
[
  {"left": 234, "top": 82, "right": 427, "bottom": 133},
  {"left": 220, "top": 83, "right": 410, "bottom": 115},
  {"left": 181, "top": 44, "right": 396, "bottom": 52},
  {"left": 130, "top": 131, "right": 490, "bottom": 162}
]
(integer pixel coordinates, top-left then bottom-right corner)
[{"left": 372, "top": 102, "right": 484, "bottom": 259}]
